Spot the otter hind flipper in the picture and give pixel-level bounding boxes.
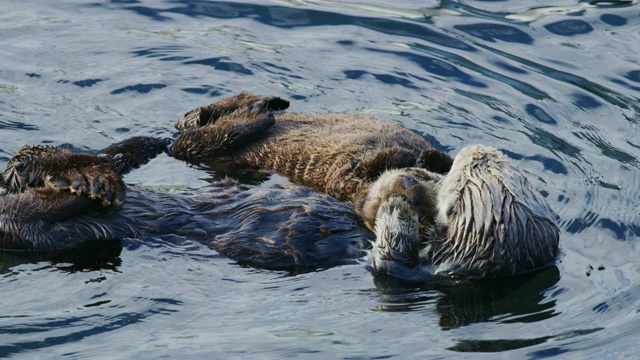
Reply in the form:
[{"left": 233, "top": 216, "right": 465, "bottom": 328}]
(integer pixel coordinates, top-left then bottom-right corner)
[
  {"left": 99, "top": 136, "right": 171, "bottom": 175},
  {"left": 169, "top": 99, "right": 277, "bottom": 160},
  {"left": 175, "top": 92, "right": 289, "bottom": 130}
]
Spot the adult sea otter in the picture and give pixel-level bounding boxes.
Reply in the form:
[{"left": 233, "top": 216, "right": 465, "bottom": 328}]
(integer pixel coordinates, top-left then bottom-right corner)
[{"left": 0, "top": 136, "right": 372, "bottom": 269}]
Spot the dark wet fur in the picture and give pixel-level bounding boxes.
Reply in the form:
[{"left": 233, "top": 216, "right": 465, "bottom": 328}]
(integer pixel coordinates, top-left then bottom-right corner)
[{"left": 0, "top": 137, "right": 372, "bottom": 270}]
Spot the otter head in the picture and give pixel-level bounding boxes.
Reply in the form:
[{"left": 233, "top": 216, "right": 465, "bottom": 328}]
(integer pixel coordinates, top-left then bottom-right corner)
[
  {"left": 432, "top": 145, "right": 560, "bottom": 278},
  {"left": 357, "top": 168, "right": 442, "bottom": 279},
  {"left": 354, "top": 168, "right": 440, "bottom": 233}
]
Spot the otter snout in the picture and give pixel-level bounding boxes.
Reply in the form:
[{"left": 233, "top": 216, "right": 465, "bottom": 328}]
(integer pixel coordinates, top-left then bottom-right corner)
[
  {"left": 368, "top": 196, "right": 422, "bottom": 275},
  {"left": 353, "top": 169, "right": 438, "bottom": 233}
]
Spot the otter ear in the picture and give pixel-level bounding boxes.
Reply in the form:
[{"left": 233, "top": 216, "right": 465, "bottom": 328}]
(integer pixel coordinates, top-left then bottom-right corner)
[
  {"left": 175, "top": 92, "right": 290, "bottom": 130},
  {"left": 416, "top": 148, "right": 453, "bottom": 174}
]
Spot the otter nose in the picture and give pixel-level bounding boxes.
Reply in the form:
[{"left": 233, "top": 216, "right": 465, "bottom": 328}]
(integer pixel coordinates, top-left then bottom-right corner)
[{"left": 401, "top": 175, "right": 418, "bottom": 189}]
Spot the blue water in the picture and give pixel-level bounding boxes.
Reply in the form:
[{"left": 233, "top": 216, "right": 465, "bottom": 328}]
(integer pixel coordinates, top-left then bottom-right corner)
[{"left": 2, "top": 0, "right": 640, "bottom": 358}]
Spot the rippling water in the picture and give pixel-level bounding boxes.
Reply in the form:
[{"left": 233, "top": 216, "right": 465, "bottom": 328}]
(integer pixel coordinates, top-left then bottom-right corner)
[{"left": 2, "top": 0, "right": 640, "bottom": 358}]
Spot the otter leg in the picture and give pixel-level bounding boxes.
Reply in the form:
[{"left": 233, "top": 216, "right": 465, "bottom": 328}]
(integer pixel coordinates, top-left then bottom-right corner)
[
  {"left": 417, "top": 148, "right": 453, "bottom": 174},
  {"left": 98, "top": 136, "right": 171, "bottom": 175},
  {"left": 175, "top": 92, "right": 289, "bottom": 130},
  {"left": 353, "top": 147, "right": 418, "bottom": 181},
  {"left": 2, "top": 146, "right": 126, "bottom": 207},
  {"left": 169, "top": 99, "right": 277, "bottom": 160}
]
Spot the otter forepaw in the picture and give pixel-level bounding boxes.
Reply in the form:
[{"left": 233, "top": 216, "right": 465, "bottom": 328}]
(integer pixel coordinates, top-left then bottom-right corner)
[
  {"left": 99, "top": 136, "right": 171, "bottom": 175},
  {"left": 175, "top": 92, "right": 289, "bottom": 130},
  {"left": 417, "top": 148, "right": 454, "bottom": 174},
  {"left": 60, "top": 163, "right": 126, "bottom": 207},
  {"left": 3, "top": 145, "right": 126, "bottom": 207}
]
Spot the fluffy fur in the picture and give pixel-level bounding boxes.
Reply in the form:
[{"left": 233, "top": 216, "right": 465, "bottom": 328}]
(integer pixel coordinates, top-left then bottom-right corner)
[
  {"left": 368, "top": 145, "right": 560, "bottom": 279},
  {"left": 169, "top": 92, "right": 453, "bottom": 202}
]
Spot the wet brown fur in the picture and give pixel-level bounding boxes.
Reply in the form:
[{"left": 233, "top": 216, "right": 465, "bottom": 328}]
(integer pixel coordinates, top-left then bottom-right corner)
[{"left": 169, "top": 92, "right": 453, "bottom": 203}]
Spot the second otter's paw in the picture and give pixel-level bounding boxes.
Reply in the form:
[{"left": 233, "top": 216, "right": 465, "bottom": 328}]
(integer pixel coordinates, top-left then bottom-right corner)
[
  {"left": 98, "top": 136, "right": 172, "bottom": 175},
  {"left": 3, "top": 145, "right": 126, "bottom": 207},
  {"left": 55, "top": 161, "right": 126, "bottom": 207},
  {"left": 175, "top": 92, "right": 290, "bottom": 130},
  {"left": 417, "top": 148, "right": 454, "bottom": 174}
]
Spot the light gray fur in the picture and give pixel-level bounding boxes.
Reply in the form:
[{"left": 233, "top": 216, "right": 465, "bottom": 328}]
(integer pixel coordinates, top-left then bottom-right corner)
[{"left": 369, "top": 144, "right": 560, "bottom": 280}]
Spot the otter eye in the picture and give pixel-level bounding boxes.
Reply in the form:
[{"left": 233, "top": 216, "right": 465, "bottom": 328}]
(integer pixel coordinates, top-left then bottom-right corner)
[
  {"left": 446, "top": 206, "right": 455, "bottom": 216},
  {"left": 401, "top": 175, "right": 418, "bottom": 189}
]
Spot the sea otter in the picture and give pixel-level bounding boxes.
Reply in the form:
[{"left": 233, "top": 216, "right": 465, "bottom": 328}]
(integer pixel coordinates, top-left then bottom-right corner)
[
  {"left": 168, "top": 92, "right": 453, "bottom": 203},
  {"left": 1, "top": 93, "right": 560, "bottom": 279},
  {"left": 166, "top": 93, "right": 560, "bottom": 279},
  {"left": 367, "top": 145, "right": 560, "bottom": 280},
  {"left": 167, "top": 92, "right": 450, "bottom": 262},
  {"left": 0, "top": 137, "right": 373, "bottom": 269}
]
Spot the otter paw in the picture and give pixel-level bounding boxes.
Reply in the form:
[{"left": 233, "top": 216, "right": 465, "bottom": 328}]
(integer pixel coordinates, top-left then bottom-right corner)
[
  {"left": 417, "top": 148, "right": 454, "bottom": 174},
  {"left": 49, "top": 161, "right": 126, "bottom": 207},
  {"left": 99, "top": 136, "right": 172, "bottom": 175},
  {"left": 3, "top": 145, "right": 126, "bottom": 207},
  {"left": 175, "top": 92, "right": 290, "bottom": 130}
]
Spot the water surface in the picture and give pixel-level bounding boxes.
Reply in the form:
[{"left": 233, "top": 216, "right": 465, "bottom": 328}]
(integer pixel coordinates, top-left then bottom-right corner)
[{"left": 1, "top": 0, "right": 640, "bottom": 358}]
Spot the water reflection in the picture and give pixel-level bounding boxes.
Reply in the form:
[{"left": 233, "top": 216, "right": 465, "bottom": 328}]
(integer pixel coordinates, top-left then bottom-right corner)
[
  {"left": 0, "top": 297, "right": 181, "bottom": 358},
  {"left": 2, "top": 0, "right": 640, "bottom": 357},
  {"left": 544, "top": 20, "right": 594, "bottom": 36},
  {"left": 109, "top": 0, "right": 473, "bottom": 50},
  {"left": 0, "top": 240, "right": 123, "bottom": 275},
  {"left": 454, "top": 23, "right": 534, "bottom": 44},
  {"left": 373, "top": 266, "right": 561, "bottom": 332}
]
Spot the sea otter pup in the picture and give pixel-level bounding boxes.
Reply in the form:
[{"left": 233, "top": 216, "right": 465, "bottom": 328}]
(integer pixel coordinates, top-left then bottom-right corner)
[
  {"left": 167, "top": 92, "right": 450, "bottom": 263},
  {"left": 368, "top": 145, "right": 560, "bottom": 280},
  {"left": 168, "top": 92, "right": 453, "bottom": 202},
  {"left": 0, "top": 137, "right": 372, "bottom": 269}
]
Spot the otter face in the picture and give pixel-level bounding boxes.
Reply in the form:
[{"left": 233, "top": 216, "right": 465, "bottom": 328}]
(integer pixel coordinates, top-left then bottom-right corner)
[
  {"left": 433, "top": 145, "right": 560, "bottom": 277},
  {"left": 358, "top": 168, "right": 443, "bottom": 279},
  {"left": 353, "top": 168, "right": 440, "bottom": 233},
  {"left": 367, "top": 196, "right": 422, "bottom": 277}
]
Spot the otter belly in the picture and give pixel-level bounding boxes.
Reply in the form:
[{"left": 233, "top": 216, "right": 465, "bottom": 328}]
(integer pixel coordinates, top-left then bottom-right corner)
[{"left": 1, "top": 178, "right": 373, "bottom": 270}]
